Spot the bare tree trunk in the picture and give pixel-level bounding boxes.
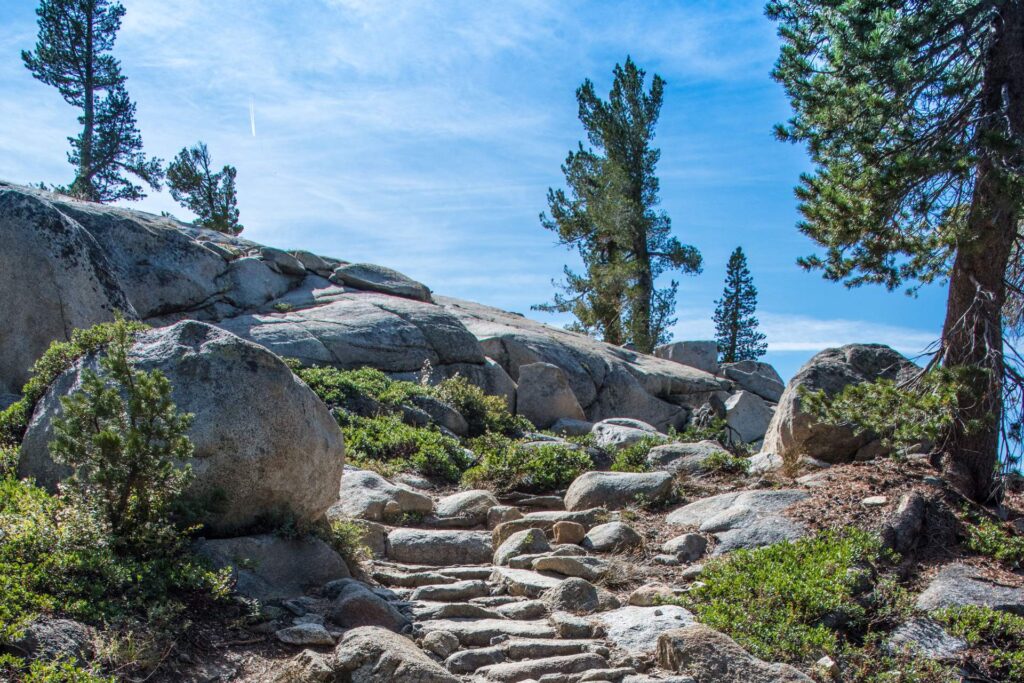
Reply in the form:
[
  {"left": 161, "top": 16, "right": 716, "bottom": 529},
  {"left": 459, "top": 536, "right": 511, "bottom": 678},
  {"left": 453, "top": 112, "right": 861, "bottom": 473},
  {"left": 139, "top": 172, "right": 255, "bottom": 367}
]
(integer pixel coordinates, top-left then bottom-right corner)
[{"left": 938, "top": 2, "right": 1024, "bottom": 502}]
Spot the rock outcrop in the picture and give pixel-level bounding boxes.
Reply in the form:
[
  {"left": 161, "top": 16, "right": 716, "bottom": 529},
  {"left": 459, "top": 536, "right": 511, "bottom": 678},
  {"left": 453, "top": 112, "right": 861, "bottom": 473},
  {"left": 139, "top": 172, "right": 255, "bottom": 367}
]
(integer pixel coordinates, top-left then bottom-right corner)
[
  {"left": 19, "top": 321, "right": 345, "bottom": 533},
  {"left": 0, "top": 181, "right": 737, "bottom": 433},
  {"left": 761, "top": 344, "right": 917, "bottom": 464}
]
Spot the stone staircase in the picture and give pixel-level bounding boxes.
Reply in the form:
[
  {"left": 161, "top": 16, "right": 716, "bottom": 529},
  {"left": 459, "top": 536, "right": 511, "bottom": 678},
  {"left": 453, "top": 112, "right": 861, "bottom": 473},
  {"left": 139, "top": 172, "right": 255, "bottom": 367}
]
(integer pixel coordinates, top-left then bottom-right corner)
[{"left": 365, "top": 496, "right": 695, "bottom": 683}]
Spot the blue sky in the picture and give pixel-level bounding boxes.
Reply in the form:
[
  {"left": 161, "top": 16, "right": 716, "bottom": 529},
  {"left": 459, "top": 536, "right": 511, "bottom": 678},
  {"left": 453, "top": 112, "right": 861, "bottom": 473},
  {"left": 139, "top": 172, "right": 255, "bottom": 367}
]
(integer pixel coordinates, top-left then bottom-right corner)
[{"left": 0, "top": 0, "right": 947, "bottom": 380}]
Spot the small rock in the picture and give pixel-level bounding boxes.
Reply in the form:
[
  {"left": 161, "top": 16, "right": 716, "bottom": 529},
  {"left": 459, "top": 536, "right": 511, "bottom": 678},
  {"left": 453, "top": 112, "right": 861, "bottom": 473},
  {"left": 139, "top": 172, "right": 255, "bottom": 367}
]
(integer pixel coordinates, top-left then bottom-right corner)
[
  {"left": 494, "top": 528, "right": 552, "bottom": 566},
  {"left": 544, "top": 577, "right": 602, "bottom": 615},
  {"left": 532, "top": 555, "right": 609, "bottom": 582},
  {"left": 435, "top": 489, "right": 499, "bottom": 525},
  {"left": 488, "top": 505, "right": 525, "bottom": 529},
  {"left": 421, "top": 630, "right": 460, "bottom": 659},
  {"left": 591, "top": 419, "right": 667, "bottom": 451},
  {"left": 887, "top": 618, "right": 967, "bottom": 661},
  {"left": 661, "top": 534, "right": 708, "bottom": 563},
  {"left": 629, "top": 583, "right": 676, "bottom": 607},
  {"left": 862, "top": 495, "right": 888, "bottom": 507},
  {"left": 551, "top": 612, "right": 598, "bottom": 639},
  {"left": 583, "top": 522, "right": 643, "bottom": 552},
  {"left": 813, "top": 655, "right": 839, "bottom": 679},
  {"left": 553, "top": 521, "right": 587, "bottom": 544},
  {"left": 275, "top": 623, "right": 335, "bottom": 646}
]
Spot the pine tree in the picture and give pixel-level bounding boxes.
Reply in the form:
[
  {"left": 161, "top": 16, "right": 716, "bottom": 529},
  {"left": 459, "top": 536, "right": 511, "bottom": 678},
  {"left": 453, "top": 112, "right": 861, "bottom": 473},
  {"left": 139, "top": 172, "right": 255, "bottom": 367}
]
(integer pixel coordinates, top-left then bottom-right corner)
[
  {"left": 768, "top": 1, "right": 1024, "bottom": 501},
  {"left": 22, "top": 0, "right": 162, "bottom": 202},
  {"left": 537, "top": 58, "right": 702, "bottom": 352},
  {"left": 714, "top": 247, "right": 767, "bottom": 364},
  {"left": 166, "top": 142, "right": 243, "bottom": 235}
]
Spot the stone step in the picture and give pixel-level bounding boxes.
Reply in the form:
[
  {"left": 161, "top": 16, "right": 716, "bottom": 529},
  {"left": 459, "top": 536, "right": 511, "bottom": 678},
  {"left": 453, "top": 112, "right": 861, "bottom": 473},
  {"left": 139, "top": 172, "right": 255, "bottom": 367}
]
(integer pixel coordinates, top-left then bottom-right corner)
[
  {"left": 386, "top": 528, "right": 493, "bottom": 565},
  {"left": 414, "top": 601, "right": 507, "bottom": 621},
  {"left": 373, "top": 560, "right": 494, "bottom": 580},
  {"left": 475, "top": 652, "right": 610, "bottom": 682},
  {"left": 410, "top": 579, "right": 489, "bottom": 602},
  {"left": 372, "top": 567, "right": 457, "bottom": 588},
  {"left": 444, "top": 639, "right": 604, "bottom": 675},
  {"left": 419, "top": 618, "right": 557, "bottom": 646},
  {"left": 490, "top": 566, "right": 565, "bottom": 598}
]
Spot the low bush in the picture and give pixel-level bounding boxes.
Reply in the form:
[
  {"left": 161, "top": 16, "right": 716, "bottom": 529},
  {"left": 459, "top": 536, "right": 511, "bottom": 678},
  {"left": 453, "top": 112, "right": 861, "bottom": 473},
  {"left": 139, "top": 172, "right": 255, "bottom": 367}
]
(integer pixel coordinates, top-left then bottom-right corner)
[
  {"left": 672, "top": 417, "right": 729, "bottom": 444},
  {"left": 294, "top": 365, "right": 424, "bottom": 410},
  {"left": 0, "top": 654, "right": 113, "bottom": 682},
  {"left": 964, "top": 515, "right": 1024, "bottom": 569},
  {"left": 0, "top": 317, "right": 149, "bottom": 446},
  {"left": 701, "top": 449, "right": 751, "bottom": 476},
  {"left": 433, "top": 374, "right": 530, "bottom": 437},
  {"left": 677, "top": 528, "right": 887, "bottom": 662},
  {"left": 934, "top": 605, "right": 1024, "bottom": 682},
  {"left": 338, "top": 412, "right": 473, "bottom": 482},
  {"left": 609, "top": 436, "right": 660, "bottom": 473},
  {"left": 322, "top": 518, "right": 372, "bottom": 572},
  {"left": 463, "top": 434, "right": 592, "bottom": 493}
]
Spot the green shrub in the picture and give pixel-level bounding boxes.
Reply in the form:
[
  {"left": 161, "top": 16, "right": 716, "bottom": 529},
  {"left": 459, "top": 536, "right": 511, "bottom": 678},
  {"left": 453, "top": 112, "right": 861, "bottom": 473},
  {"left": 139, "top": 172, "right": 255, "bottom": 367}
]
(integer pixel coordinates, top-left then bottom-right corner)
[
  {"left": 702, "top": 449, "right": 751, "bottom": 476},
  {"left": 323, "top": 519, "right": 371, "bottom": 571},
  {"left": 295, "top": 365, "right": 425, "bottom": 410},
  {"left": 0, "top": 444, "right": 17, "bottom": 478},
  {"left": 934, "top": 605, "right": 1024, "bottom": 682},
  {"left": 964, "top": 515, "right": 1024, "bottom": 569},
  {"left": 272, "top": 302, "right": 294, "bottom": 313},
  {"left": 0, "top": 318, "right": 149, "bottom": 446},
  {"left": 49, "top": 321, "right": 194, "bottom": 554},
  {"left": 673, "top": 417, "right": 729, "bottom": 443},
  {"left": 610, "top": 436, "right": 660, "bottom": 472},
  {"left": 463, "top": 434, "right": 591, "bottom": 493},
  {"left": 0, "top": 476, "right": 230, "bottom": 646},
  {"left": 799, "top": 367, "right": 985, "bottom": 458},
  {"left": 433, "top": 375, "right": 530, "bottom": 437},
  {"left": 0, "top": 654, "right": 113, "bottom": 682},
  {"left": 677, "top": 528, "right": 884, "bottom": 663},
  {"left": 338, "top": 412, "right": 473, "bottom": 482}
]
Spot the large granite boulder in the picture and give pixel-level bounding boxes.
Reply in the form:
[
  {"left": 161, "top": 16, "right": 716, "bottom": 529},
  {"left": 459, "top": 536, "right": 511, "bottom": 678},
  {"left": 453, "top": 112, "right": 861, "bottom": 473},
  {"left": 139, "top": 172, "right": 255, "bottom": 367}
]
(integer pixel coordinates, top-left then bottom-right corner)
[
  {"left": 654, "top": 340, "right": 720, "bottom": 374},
  {"left": 334, "top": 626, "right": 459, "bottom": 682},
  {"left": 723, "top": 391, "right": 773, "bottom": 444},
  {"left": 666, "top": 489, "right": 809, "bottom": 554},
  {"left": 721, "top": 360, "right": 784, "bottom": 403},
  {"left": 438, "top": 297, "right": 729, "bottom": 430},
  {"left": 329, "top": 262, "right": 432, "bottom": 302},
  {"left": 564, "top": 471, "right": 674, "bottom": 511},
  {"left": 19, "top": 321, "right": 345, "bottom": 533},
  {"left": 0, "top": 189, "right": 135, "bottom": 396},
  {"left": 761, "top": 344, "right": 917, "bottom": 464},
  {"left": 658, "top": 625, "right": 813, "bottom": 682},
  {"left": 331, "top": 468, "right": 433, "bottom": 522},
  {"left": 515, "top": 362, "right": 586, "bottom": 429},
  {"left": 195, "top": 534, "right": 349, "bottom": 602}
]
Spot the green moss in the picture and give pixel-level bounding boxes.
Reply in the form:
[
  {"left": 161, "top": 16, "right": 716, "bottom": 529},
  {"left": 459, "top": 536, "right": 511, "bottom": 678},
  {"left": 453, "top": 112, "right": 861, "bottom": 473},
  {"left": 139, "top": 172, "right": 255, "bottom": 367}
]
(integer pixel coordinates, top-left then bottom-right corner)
[
  {"left": 0, "top": 318, "right": 149, "bottom": 446},
  {"left": 462, "top": 434, "right": 592, "bottom": 493},
  {"left": 338, "top": 412, "right": 473, "bottom": 482},
  {"left": 934, "top": 605, "right": 1024, "bottom": 682}
]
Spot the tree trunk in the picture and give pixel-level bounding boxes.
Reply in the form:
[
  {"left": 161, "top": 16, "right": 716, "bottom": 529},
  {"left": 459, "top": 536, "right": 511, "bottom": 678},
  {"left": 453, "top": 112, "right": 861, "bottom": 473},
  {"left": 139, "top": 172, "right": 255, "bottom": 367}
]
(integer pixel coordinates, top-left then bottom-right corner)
[
  {"left": 938, "top": 2, "right": 1024, "bottom": 502},
  {"left": 75, "top": 6, "right": 96, "bottom": 200}
]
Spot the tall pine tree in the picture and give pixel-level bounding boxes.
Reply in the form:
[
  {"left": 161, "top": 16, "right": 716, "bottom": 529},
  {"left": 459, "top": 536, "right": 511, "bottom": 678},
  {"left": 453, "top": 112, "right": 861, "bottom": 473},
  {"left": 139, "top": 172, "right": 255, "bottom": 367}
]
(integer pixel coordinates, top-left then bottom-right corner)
[
  {"left": 166, "top": 142, "right": 243, "bottom": 235},
  {"left": 714, "top": 247, "right": 767, "bottom": 364},
  {"left": 537, "top": 58, "right": 702, "bottom": 352},
  {"left": 768, "top": 0, "right": 1024, "bottom": 501},
  {"left": 22, "top": 0, "right": 161, "bottom": 202}
]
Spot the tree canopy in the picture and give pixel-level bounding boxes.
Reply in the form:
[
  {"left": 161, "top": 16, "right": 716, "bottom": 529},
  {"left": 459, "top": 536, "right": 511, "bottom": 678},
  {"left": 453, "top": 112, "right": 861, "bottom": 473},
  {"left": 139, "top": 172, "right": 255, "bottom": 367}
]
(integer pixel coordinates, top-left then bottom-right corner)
[
  {"left": 166, "top": 142, "right": 243, "bottom": 235},
  {"left": 715, "top": 247, "right": 767, "bottom": 364},
  {"left": 537, "top": 57, "right": 702, "bottom": 352}
]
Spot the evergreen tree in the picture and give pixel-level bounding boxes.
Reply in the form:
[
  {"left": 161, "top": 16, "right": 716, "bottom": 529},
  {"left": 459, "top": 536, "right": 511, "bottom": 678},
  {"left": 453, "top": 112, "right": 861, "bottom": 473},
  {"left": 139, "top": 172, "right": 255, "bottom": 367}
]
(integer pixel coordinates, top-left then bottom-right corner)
[
  {"left": 22, "top": 0, "right": 162, "bottom": 202},
  {"left": 537, "top": 57, "right": 702, "bottom": 352},
  {"left": 768, "top": 0, "right": 1024, "bottom": 501},
  {"left": 166, "top": 142, "right": 243, "bottom": 235},
  {"left": 714, "top": 247, "right": 767, "bottom": 363}
]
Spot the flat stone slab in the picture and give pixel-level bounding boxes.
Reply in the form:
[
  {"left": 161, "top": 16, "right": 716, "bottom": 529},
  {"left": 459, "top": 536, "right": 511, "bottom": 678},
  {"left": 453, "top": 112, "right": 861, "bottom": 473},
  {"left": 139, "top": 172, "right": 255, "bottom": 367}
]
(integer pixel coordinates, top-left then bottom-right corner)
[
  {"left": 419, "top": 618, "right": 556, "bottom": 646},
  {"left": 410, "top": 579, "right": 489, "bottom": 602},
  {"left": 887, "top": 618, "right": 968, "bottom": 660},
  {"left": 595, "top": 605, "right": 695, "bottom": 654},
  {"left": 476, "top": 652, "right": 609, "bottom": 682},
  {"left": 666, "top": 489, "right": 809, "bottom": 553},
  {"left": 490, "top": 566, "right": 565, "bottom": 598},
  {"left": 916, "top": 564, "right": 1024, "bottom": 615},
  {"left": 386, "top": 528, "right": 493, "bottom": 566}
]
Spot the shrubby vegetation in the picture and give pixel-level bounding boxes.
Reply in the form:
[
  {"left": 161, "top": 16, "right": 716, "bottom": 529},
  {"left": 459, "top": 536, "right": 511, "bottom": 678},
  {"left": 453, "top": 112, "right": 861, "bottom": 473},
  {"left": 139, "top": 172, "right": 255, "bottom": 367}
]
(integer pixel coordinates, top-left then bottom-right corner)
[
  {"left": 609, "top": 436, "right": 660, "bottom": 473},
  {"left": 337, "top": 412, "right": 472, "bottom": 483},
  {"left": 670, "top": 528, "right": 950, "bottom": 681},
  {"left": 701, "top": 449, "right": 750, "bottom": 476},
  {"left": 0, "top": 318, "right": 150, "bottom": 446},
  {"left": 934, "top": 606, "right": 1024, "bottom": 682},
  {"left": 800, "top": 368, "right": 981, "bottom": 459},
  {"left": 462, "top": 434, "right": 592, "bottom": 493},
  {"left": 432, "top": 374, "right": 530, "bottom": 437},
  {"left": 0, "top": 320, "right": 230, "bottom": 680},
  {"left": 964, "top": 514, "right": 1024, "bottom": 570}
]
